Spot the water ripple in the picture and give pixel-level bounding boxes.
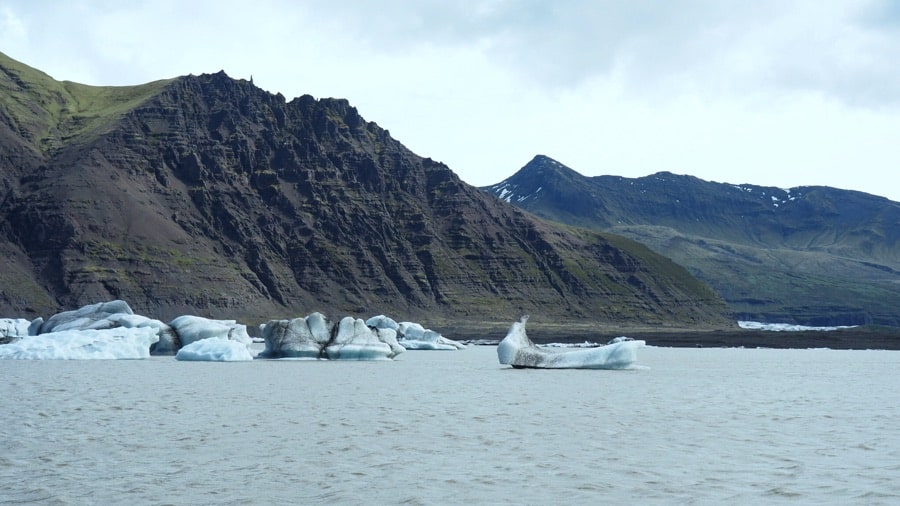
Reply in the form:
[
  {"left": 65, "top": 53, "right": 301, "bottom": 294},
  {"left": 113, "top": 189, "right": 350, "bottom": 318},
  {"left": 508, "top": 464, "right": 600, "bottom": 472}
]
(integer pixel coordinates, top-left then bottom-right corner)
[{"left": 1, "top": 347, "right": 898, "bottom": 504}]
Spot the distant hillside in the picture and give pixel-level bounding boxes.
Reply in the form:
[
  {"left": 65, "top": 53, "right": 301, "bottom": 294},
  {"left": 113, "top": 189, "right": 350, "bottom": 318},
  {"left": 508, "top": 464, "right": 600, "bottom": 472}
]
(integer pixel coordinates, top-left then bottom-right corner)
[
  {"left": 0, "top": 52, "right": 732, "bottom": 328},
  {"left": 484, "top": 155, "right": 900, "bottom": 327}
]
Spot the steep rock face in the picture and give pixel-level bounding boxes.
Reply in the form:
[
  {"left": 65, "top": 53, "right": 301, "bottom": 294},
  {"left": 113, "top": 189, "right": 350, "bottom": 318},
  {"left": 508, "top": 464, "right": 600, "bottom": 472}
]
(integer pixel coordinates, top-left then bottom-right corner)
[
  {"left": 485, "top": 155, "right": 900, "bottom": 326},
  {"left": 0, "top": 53, "right": 731, "bottom": 326}
]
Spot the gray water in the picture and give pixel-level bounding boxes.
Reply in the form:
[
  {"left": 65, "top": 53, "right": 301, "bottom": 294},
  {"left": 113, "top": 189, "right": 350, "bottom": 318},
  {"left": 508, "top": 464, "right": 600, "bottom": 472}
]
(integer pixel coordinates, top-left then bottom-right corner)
[{"left": 1, "top": 346, "right": 898, "bottom": 505}]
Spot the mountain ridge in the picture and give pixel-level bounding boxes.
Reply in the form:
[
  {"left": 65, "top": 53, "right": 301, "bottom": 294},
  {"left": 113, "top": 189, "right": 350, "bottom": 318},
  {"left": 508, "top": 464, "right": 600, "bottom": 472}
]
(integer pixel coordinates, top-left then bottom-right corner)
[
  {"left": 484, "top": 155, "right": 900, "bottom": 326},
  {"left": 0, "top": 52, "right": 732, "bottom": 328}
]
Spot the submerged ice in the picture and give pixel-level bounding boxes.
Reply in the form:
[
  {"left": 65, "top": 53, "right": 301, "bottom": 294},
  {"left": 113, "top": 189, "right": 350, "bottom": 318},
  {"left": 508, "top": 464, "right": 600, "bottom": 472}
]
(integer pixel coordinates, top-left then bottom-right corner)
[
  {"left": 738, "top": 321, "right": 857, "bottom": 332},
  {"left": 497, "top": 316, "right": 644, "bottom": 369}
]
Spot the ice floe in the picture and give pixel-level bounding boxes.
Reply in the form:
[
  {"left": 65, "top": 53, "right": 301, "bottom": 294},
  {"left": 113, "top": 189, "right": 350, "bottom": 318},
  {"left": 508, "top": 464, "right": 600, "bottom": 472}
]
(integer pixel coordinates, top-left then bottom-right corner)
[
  {"left": 259, "top": 313, "right": 404, "bottom": 360},
  {"left": 175, "top": 337, "right": 255, "bottom": 362},
  {"left": 737, "top": 321, "right": 857, "bottom": 332},
  {"left": 497, "top": 316, "right": 644, "bottom": 369},
  {"left": 0, "top": 327, "right": 159, "bottom": 360},
  {"left": 366, "top": 315, "right": 465, "bottom": 350},
  {"left": 2, "top": 301, "right": 467, "bottom": 361}
]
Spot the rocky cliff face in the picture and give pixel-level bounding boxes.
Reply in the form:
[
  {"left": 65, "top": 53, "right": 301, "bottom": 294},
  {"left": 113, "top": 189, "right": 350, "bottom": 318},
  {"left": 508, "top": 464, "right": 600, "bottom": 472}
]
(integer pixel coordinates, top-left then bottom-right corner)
[
  {"left": 485, "top": 155, "right": 900, "bottom": 326},
  {"left": 0, "top": 52, "right": 731, "bottom": 326}
]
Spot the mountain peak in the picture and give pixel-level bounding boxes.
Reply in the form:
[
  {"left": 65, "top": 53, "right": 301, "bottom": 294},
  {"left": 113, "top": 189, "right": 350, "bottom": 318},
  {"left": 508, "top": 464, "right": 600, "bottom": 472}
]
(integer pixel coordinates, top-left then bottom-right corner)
[
  {"left": 483, "top": 158, "right": 900, "bottom": 327},
  {"left": 0, "top": 55, "right": 732, "bottom": 326},
  {"left": 522, "top": 154, "right": 576, "bottom": 175},
  {"left": 527, "top": 154, "right": 560, "bottom": 165},
  {"left": 489, "top": 155, "right": 584, "bottom": 194},
  {"left": 484, "top": 155, "right": 601, "bottom": 218}
]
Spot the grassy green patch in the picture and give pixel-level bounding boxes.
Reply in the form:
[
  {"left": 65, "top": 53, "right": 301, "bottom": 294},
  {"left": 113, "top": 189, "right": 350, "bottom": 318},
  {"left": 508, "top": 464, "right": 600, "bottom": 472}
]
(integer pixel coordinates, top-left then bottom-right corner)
[{"left": 1, "top": 51, "right": 172, "bottom": 151}]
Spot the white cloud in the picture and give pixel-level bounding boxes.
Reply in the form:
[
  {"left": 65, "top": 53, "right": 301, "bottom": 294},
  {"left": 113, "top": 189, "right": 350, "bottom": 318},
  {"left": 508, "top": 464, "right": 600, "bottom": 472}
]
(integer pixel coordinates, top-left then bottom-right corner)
[{"left": 1, "top": 0, "right": 899, "bottom": 200}]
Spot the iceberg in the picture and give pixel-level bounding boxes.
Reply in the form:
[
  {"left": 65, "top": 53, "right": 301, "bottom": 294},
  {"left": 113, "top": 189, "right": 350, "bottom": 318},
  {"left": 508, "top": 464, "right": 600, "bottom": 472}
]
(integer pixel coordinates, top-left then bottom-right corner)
[
  {"left": 148, "top": 314, "right": 252, "bottom": 355},
  {"left": 366, "top": 315, "right": 465, "bottom": 350},
  {"left": 325, "top": 316, "right": 403, "bottom": 360},
  {"left": 28, "top": 300, "right": 177, "bottom": 353},
  {"left": 258, "top": 312, "right": 334, "bottom": 359},
  {"left": 9, "top": 300, "right": 258, "bottom": 356},
  {"left": 260, "top": 313, "right": 404, "bottom": 360},
  {"left": 4, "top": 301, "right": 440, "bottom": 361},
  {"left": 167, "top": 316, "right": 253, "bottom": 359},
  {"left": 737, "top": 321, "right": 856, "bottom": 331},
  {"left": 365, "top": 314, "right": 399, "bottom": 331},
  {"left": 396, "top": 321, "right": 466, "bottom": 350},
  {"left": 167, "top": 315, "right": 252, "bottom": 348},
  {"left": 0, "top": 327, "right": 159, "bottom": 360},
  {"left": 175, "top": 337, "right": 255, "bottom": 362},
  {"left": 37, "top": 300, "right": 136, "bottom": 333},
  {"left": 1, "top": 318, "right": 32, "bottom": 339},
  {"left": 497, "top": 316, "right": 644, "bottom": 369}
]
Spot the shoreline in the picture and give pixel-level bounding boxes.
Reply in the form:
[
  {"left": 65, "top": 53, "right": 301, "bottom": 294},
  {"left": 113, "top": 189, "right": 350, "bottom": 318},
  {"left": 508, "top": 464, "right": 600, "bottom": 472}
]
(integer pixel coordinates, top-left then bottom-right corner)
[
  {"left": 5, "top": 322, "right": 899, "bottom": 351},
  {"left": 443, "top": 322, "right": 900, "bottom": 351}
]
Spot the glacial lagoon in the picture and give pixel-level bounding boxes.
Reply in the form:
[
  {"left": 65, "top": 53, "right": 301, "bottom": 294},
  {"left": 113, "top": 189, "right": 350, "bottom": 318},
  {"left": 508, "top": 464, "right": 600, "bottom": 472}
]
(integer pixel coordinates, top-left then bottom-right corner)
[{"left": 2, "top": 345, "right": 898, "bottom": 505}]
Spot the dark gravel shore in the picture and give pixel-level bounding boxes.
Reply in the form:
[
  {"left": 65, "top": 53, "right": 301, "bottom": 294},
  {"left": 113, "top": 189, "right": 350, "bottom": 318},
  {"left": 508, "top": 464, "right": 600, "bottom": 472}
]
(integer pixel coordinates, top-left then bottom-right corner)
[
  {"left": 606, "top": 327, "right": 900, "bottom": 350},
  {"left": 445, "top": 322, "right": 900, "bottom": 351}
]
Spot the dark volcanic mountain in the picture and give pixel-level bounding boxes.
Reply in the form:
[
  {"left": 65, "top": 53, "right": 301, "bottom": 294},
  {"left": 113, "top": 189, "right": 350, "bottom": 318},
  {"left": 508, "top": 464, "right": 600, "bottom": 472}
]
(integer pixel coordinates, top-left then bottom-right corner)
[
  {"left": 0, "top": 52, "right": 731, "bottom": 327},
  {"left": 484, "top": 155, "right": 900, "bottom": 327}
]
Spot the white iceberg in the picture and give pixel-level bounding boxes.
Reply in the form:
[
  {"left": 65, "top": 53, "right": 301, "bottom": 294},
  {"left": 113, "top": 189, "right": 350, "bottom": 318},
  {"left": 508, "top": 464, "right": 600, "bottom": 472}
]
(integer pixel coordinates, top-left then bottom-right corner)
[
  {"left": 3, "top": 301, "right": 262, "bottom": 358},
  {"left": 168, "top": 315, "right": 251, "bottom": 347},
  {"left": 260, "top": 313, "right": 404, "bottom": 360},
  {"left": 37, "top": 300, "right": 136, "bottom": 333},
  {"left": 737, "top": 321, "right": 856, "bottom": 332},
  {"left": 397, "top": 321, "right": 466, "bottom": 350},
  {"left": 497, "top": 316, "right": 644, "bottom": 369},
  {"left": 0, "top": 327, "right": 160, "bottom": 360},
  {"left": 365, "top": 314, "right": 399, "bottom": 331},
  {"left": 366, "top": 315, "right": 465, "bottom": 350},
  {"left": 27, "top": 300, "right": 180, "bottom": 354},
  {"left": 258, "top": 312, "right": 333, "bottom": 359},
  {"left": 325, "top": 316, "right": 403, "bottom": 360},
  {"left": 1, "top": 318, "right": 32, "bottom": 339},
  {"left": 175, "top": 337, "right": 255, "bottom": 362}
]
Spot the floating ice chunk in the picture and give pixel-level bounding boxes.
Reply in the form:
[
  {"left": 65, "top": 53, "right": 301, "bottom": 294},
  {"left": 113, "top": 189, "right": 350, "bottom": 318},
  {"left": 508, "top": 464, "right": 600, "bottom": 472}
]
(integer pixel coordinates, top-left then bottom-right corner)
[
  {"left": 168, "top": 315, "right": 251, "bottom": 349},
  {"left": 397, "top": 321, "right": 465, "bottom": 350},
  {"left": 258, "top": 312, "right": 334, "bottom": 359},
  {"left": 324, "top": 316, "right": 401, "bottom": 360},
  {"left": 175, "top": 337, "right": 255, "bottom": 362},
  {"left": 38, "top": 300, "right": 135, "bottom": 333},
  {"left": 368, "top": 315, "right": 464, "bottom": 350},
  {"left": 0, "top": 318, "right": 31, "bottom": 339},
  {"left": 134, "top": 319, "right": 179, "bottom": 355},
  {"left": 261, "top": 313, "right": 404, "bottom": 360},
  {"left": 366, "top": 314, "right": 398, "bottom": 331},
  {"left": 28, "top": 318, "right": 43, "bottom": 336},
  {"left": 497, "top": 316, "right": 643, "bottom": 369},
  {"left": 168, "top": 315, "right": 231, "bottom": 344},
  {"left": 737, "top": 321, "right": 856, "bottom": 332},
  {"left": 375, "top": 327, "right": 406, "bottom": 357},
  {"left": 22, "top": 301, "right": 180, "bottom": 353},
  {"left": 0, "top": 327, "right": 159, "bottom": 360}
]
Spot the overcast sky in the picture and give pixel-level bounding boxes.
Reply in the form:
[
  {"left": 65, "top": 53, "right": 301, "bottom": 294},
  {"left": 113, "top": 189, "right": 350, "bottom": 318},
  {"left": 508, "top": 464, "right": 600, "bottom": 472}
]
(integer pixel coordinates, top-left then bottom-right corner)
[{"left": 3, "top": 0, "right": 900, "bottom": 201}]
